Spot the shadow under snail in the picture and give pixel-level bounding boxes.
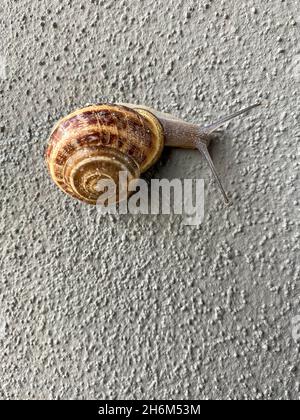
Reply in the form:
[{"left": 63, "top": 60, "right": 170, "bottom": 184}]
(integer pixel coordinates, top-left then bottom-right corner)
[{"left": 46, "top": 102, "right": 259, "bottom": 206}]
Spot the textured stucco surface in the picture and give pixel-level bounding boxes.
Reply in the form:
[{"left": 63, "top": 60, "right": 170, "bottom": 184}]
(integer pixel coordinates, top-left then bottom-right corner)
[{"left": 0, "top": 0, "right": 299, "bottom": 400}]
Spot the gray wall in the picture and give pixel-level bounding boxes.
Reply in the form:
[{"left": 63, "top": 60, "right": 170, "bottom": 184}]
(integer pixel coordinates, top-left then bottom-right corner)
[{"left": 0, "top": 0, "right": 299, "bottom": 399}]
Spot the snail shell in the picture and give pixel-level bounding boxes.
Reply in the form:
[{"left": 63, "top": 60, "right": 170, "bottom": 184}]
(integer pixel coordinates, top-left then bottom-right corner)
[{"left": 46, "top": 104, "right": 164, "bottom": 205}]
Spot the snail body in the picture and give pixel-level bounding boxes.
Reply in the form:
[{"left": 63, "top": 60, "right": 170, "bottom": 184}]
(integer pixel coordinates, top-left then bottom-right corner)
[{"left": 46, "top": 102, "right": 259, "bottom": 205}]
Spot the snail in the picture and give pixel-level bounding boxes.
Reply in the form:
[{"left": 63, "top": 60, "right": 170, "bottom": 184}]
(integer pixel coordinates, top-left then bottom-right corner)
[{"left": 46, "top": 102, "right": 259, "bottom": 205}]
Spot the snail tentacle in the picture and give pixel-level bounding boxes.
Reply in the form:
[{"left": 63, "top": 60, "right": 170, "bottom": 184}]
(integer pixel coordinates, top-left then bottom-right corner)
[
  {"left": 201, "top": 103, "right": 260, "bottom": 134},
  {"left": 196, "top": 140, "right": 230, "bottom": 205}
]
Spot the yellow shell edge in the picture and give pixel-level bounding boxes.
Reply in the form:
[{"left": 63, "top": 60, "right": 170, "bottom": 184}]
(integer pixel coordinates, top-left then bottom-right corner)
[{"left": 134, "top": 108, "right": 165, "bottom": 173}]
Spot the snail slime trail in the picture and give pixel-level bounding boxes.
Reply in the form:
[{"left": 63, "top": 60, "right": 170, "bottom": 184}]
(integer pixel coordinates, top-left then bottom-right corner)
[{"left": 46, "top": 103, "right": 260, "bottom": 206}]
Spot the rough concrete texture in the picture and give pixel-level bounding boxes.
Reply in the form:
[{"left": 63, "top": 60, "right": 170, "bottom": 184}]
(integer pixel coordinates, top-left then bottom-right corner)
[{"left": 0, "top": 0, "right": 299, "bottom": 400}]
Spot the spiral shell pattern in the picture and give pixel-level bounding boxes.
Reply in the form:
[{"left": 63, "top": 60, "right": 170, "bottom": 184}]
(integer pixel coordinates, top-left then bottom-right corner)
[{"left": 46, "top": 104, "right": 164, "bottom": 205}]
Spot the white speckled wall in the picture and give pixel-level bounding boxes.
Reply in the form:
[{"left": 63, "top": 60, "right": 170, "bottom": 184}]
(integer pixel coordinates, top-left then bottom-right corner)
[{"left": 0, "top": 0, "right": 299, "bottom": 399}]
